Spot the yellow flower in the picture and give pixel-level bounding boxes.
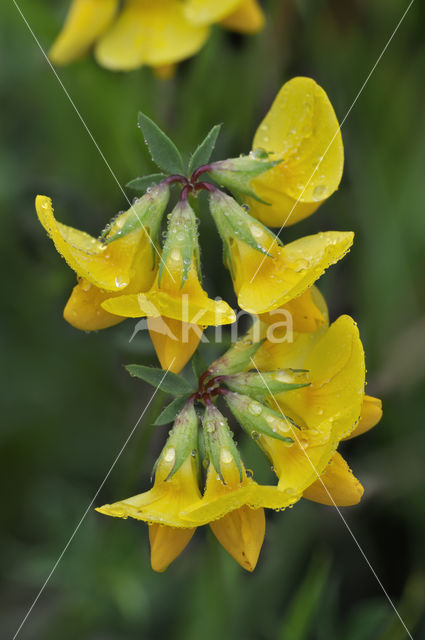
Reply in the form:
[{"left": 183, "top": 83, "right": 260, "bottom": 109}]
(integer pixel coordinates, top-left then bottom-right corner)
[
  {"left": 102, "top": 199, "right": 236, "bottom": 370},
  {"left": 303, "top": 395, "right": 382, "bottom": 505},
  {"left": 258, "top": 286, "right": 327, "bottom": 334},
  {"left": 230, "top": 229, "right": 353, "bottom": 315},
  {"left": 250, "top": 315, "right": 367, "bottom": 498},
  {"left": 35, "top": 191, "right": 166, "bottom": 331},
  {"left": 209, "top": 188, "right": 353, "bottom": 315},
  {"left": 49, "top": 0, "right": 265, "bottom": 72},
  {"left": 246, "top": 76, "right": 344, "bottom": 227}
]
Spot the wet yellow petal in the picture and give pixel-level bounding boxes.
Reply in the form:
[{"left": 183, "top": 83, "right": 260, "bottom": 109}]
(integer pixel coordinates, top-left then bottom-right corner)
[
  {"left": 248, "top": 77, "right": 344, "bottom": 227},
  {"left": 149, "top": 524, "right": 196, "bottom": 572},
  {"left": 260, "top": 287, "right": 326, "bottom": 334},
  {"left": 210, "top": 506, "right": 265, "bottom": 572},
  {"left": 344, "top": 395, "right": 382, "bottom": 440},
  {"left": 102, "top": 265, "right": 236, "bottom": 326},
  {"left": 36, "top": 196, "right": 153, "bottom": 292},
  {"left": 96, "top": 456, "right": 201, "bottom": 528},
  {"left": 95, "top": 0, "right": 209, "bottom": 70},
  {"left": 280, "top": 315, "right": 365, "bottom": 441},
  {"left": 184, "top": 0, "right": 243, "bottom": 25},
  {"left": 220, "top": 0, "right": 265, "bottom": 33},
  {"left": 64, "top": 279, "right": 125, "bottom": 331},
  {"left": 50, "top": 0, "right": 118, "bottom": 65},
  {"left": 182, "top": 463, "right": 255, "bottom": 526},
  {"left": 148, "top": 317, "right": 203, "bottom": 373},
  {"left": 233, "top": 231, "right": 353, "bottom": 314},
  {"left": 303, "top": 453, "right": 364, "bottom": 506}
]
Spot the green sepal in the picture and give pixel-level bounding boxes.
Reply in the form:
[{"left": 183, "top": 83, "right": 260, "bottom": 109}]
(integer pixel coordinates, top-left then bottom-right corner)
[
  {"left": 126, "top": 173, "right": 167, "bottom": 192},
  {"left": 225, "top": 391, "right": 297, "bottom": 444},
  {"left": 202, "top": 404, "right": 243, "bottom": 483},
  {"left": 188, "top": 124, "right": 222, "bottom": 176},
  {"left": 208, "top": 190, "right": 280, "bottom": 273},
  {"left": 192, "top": 350, "right": 208, "bottom": 382},
  {"left": 222, "top": 370, "right": 310, "bottom": 400},
  {"left": 125, "top": 364, "right": 194, "bottom": 396},
  {"left": 102, "top": 183, "right": 170, "bottom": 269},
  {"left": 158, "top": 199, "right": 200, "bottom": 288},
  {"left": 153, "top": 395, "right": 192, "bottom": 426},
  {"left": 138, "top": 112, "right": 185, "bottom": 175},
  {"left": 208, "top": 335, "right": 264, "bottom": 376},
  {"left": 158, "top": 401, "right": 199, "bottom": 480},
  {"left": 208, "top": 155, "right": 281, "bottom": 203}
]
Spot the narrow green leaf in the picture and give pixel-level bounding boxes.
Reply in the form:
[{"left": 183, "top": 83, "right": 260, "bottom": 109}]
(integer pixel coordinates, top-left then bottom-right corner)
[
  {"left": 278, "top": 554, "right": 331, "bottom": 640},
  {"left": 138, "top": 112, "right": 185, "bottom": 175},
  {"left": 125, "top": 364, "right": 194, "bottom": 395},
  {"left": 126, "top": 173, "right": 167, "bottom": 192},
  {"left": 188, "top": 124, "right": 222, "bottom": 176},
  {"left": 153, "top": 396, "right": 191, "bottom": 426}
]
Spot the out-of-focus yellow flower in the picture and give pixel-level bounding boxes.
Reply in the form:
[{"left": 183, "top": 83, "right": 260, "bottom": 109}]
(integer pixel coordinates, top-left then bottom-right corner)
[
  {"left": 246, "top": 77, "right": 344, "bottom": 227},
  {"left": 49, "top": 0, "right": 265, "bottom": 73},
  {"left": 35, "top": 191, "right": 166, "bottom": 331}
]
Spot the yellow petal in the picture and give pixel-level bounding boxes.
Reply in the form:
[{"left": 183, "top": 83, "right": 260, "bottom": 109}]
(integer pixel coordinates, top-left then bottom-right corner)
[
  {"left": 95, "top": 0, "right": 209, "bottom": 70},
  {"left": 344, "top": 395, "right": 382, "bottom": 440},
  {"left": 64, "top": 279, "right": 125, "bottom": 331},
  {"left": 251, "top": 316, "right": 365, "bottom": 495},
  {"left": 50, "top": 0, "right": 118, "bottom": 65},
  {"left": 219, "top": 0, "right": 265, "bottom": 33},
  {"left": 248, "top": 77, "right": 344, "bottom": 227},
  {"left": 35, "top": 196, "right": 153, "bottom": 292},
  {"left": 210, "top": 506, "right": 265, "bottom": 572},
  {"left": 182, "top": 463, "right": 255, "bottom": 526},
  {"left": 260, "top": 287, "right": 326, "bottom": 334},
  {"left": 183, "top": 0, "right": 243, "bottom": 25},
  {"left": 102, "top": 265, "right": 236, "bottom": 326},
  {"left": 233, "top": 231, "right": 353, "bottom": 314},
  {"left": 303, "top": 453, "right": 364, "bottom": 506},
  {"left": 280, "top": 315, "right": 365, "bottom": 440},
  {"left": 96, "top": 456, "right": 201, "bottom": 528},
  {"left": 149, "top": 524, "right": 196, "bottom": 572},
  {"left": 148, "top": 317, "right": 202, "bottom": 373}
]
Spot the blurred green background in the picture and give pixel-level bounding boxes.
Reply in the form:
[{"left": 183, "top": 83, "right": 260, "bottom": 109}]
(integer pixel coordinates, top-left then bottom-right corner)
[{"left": 1, "top": 0, "right": 425, "bottom": 638}]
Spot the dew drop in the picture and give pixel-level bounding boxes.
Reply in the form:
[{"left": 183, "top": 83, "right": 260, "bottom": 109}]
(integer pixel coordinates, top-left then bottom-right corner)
[
  {"left": 248, "top": 401, "right": 262, "bottom": 416},
  {"left": 170, "top": 248, "right": 180, "bottom": 262},
  {"left": 220, "top": 447, "right": 233, "bottom": 465},
  {"left": 312, "top": 184, "right": 328, "bottom": 201},
  {"left": 163, "top": 447, "right": 176, "bottom": 463}
]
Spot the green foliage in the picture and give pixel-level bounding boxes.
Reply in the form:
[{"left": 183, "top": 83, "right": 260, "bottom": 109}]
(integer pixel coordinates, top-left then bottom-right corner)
[
  {"left": 126, "top": 173, "right": 167, "bottom": 192},
  {"left": 153, "top": 396, "right": 191, "bottom": 426},
  {"left": 125, "top": 365, "right": 194, "bottom": 395},
  {"left": 188, "top": 123, "right": 222, "bottom": 176},
  {"left": 138, "top": 111, "right": 185, "bottom": 175}
]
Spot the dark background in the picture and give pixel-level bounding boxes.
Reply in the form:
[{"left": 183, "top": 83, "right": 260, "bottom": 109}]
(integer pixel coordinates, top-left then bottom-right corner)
[{"left": 1, "top": 1, "right": 425, "bottom": 638}]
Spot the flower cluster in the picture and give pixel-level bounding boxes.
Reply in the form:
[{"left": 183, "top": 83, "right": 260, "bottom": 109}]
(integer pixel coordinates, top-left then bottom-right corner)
[
  {"left": 97, "top": 302, "right": 382, "bottom": 572},
  {"left": 36, "top": 77, "right": 382, "bottom": 571},
  {"left": 36, "top": 77, "right": 351, "bottom": 373},
  {"left": 49, "top": 0, "right": 265, "bottom": 75}
]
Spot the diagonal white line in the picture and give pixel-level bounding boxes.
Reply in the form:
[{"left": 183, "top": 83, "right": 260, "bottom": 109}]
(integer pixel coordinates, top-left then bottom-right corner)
[
  {"left": 249, "top": 0, "right": 415, "bottom": 284},
  {"left": 250, "top": 358, "right": 414, "bottom": 639},
  {"left": 11, "top": 362, "right": 175, "bottom": 640},
  {"left": 11, "top": 0, "right": 175, "bottom": 281}
]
